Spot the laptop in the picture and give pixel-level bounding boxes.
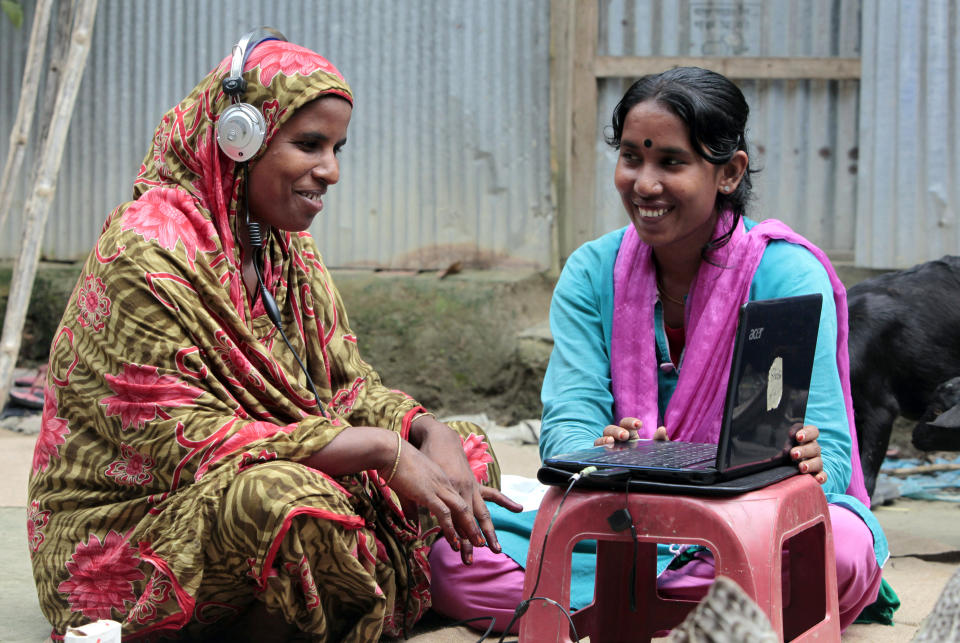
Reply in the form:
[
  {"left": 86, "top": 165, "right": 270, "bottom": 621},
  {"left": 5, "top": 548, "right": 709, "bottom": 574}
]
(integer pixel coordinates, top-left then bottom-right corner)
[{"left": 540, "top": 294, "right": 823, "bottom": 492}]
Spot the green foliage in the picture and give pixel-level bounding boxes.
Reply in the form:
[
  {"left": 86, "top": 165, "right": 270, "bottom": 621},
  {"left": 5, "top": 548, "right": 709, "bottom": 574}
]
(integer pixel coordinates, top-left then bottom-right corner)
[
  {"left": 0, "top": 263, "right": 81, "bottom": 365},
  {"left": 1, "top": 0, "right": 23, "bottom": 29}
]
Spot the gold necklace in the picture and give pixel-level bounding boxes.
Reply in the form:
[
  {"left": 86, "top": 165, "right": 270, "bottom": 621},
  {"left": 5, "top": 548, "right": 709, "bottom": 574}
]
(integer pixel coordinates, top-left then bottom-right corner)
[{"left": 656, "top": 278, "right": 687, "bottom": 306}]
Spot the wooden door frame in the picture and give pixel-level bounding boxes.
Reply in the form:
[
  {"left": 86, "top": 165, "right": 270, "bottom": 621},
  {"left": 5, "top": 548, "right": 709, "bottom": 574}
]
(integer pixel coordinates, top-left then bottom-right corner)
[{"left": 549, "top": 0, "right": 861, "bottom": 270}]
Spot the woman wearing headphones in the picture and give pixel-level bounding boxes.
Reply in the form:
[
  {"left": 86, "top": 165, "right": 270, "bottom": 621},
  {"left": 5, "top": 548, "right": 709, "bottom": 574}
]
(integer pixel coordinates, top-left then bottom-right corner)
[{"left": 28, "top": 32, "right": 520, "bottom": 641}]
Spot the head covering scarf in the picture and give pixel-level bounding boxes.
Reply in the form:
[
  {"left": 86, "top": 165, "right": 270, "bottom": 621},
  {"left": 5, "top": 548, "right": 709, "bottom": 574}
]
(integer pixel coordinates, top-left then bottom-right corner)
[
  {"left": 610, "top": 215, "right": 870, "bottom": 506},
  {"left": 128, "top": 39, "right": 353, "bottom": 324},
  {"left": 28, "top": 40, "right": 496, "bottom": 640}
]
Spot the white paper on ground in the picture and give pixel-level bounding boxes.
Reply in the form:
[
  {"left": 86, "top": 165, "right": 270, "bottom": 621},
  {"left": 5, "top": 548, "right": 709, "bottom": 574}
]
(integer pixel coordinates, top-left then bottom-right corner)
[
  {"left": 64, "top": 619, "right": 122, "bottom": 642},
  {"left": 500, "top": 474, "right": 548, "bottom": 511}
]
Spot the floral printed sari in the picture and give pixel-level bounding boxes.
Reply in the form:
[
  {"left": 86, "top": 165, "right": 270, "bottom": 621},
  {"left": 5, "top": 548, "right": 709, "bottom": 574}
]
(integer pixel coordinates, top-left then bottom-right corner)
[{"left": 27, "top": 40, "right": 498, "bottom": 641}]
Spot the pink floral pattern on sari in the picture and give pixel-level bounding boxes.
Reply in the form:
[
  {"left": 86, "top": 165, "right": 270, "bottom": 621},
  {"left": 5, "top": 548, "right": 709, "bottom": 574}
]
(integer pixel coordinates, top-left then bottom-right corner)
[
  {"left": 76, "top": 274, "right": 112, "bottom": 332},
  {"left": 461, "top": 433, "right": 494, "bottom": 483},
  {"left": 27, "top": 500, "right": 51, "bottom": 555},
  {"left": 101, "top": 364, "right": 204, "bottom": 430},
  {"left": 129, "top": 574, "right": 173, "bottom": 625},
  {"left": 195, "top": 421, "right": 297, "bottom": 479},
  {"left": 239, "top": 449, "right": 278, "bottom": 470},
  {"left": 33, "top": 383, "right": 70, "bottom": 475},
  {"left": 212, "top": 331, "right": 264, "bottom": 391},
  {"left": 58, "top": 530, "right": 145, "bottom": 619},
  {"left": 283, "top": 555, "right": 321, "bottom": 610},
  {"left": 330, "top": 377, "right": 364, "bottom": 415},
  {"left": 255, "top": 42, "right": 343, "bottom": 86},
  {"left": 121, "top": 188, "right": 217, "bottom": 271},
  {"left": 105, "top": 443, "right": 156, "bottom": 486}
]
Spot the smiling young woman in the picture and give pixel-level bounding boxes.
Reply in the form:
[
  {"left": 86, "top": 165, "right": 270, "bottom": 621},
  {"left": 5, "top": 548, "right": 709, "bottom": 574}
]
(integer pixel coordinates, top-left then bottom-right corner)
[{"left": 531, "top": 66, "right": 899, "bottom": 631}]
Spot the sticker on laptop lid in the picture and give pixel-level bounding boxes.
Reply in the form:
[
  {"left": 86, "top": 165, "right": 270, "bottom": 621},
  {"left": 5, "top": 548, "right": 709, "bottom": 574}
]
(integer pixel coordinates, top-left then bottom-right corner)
[{"left": 767, "top": 356, "right": 783, "bottom": 411}]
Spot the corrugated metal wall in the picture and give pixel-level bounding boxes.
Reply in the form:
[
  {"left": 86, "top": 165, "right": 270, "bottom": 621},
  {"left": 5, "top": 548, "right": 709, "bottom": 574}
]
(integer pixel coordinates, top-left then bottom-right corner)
[
  {"left": 3, "top": 1, "right": 956, "bottom": 270},
  {"left": 0, "top": 0, "right": 553, "bottom": 269},
  {"left": 593, "top": 0, "right": 862, "bottom": 259},
  {"left": 856, "top": 0, "right": 959, "bottom": 269}
]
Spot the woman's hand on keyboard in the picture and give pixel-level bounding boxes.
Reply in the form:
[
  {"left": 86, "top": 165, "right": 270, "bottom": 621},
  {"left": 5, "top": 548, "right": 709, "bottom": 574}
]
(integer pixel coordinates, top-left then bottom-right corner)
[{"left": 594, "top": 418, "right": 670, "bottom": 446}]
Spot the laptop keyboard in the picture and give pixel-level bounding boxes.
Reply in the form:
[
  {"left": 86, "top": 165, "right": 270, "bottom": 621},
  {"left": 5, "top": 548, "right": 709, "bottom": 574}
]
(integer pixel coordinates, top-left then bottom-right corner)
[{"left": 592, "top": 441, "right": 718, "bottom": 468}]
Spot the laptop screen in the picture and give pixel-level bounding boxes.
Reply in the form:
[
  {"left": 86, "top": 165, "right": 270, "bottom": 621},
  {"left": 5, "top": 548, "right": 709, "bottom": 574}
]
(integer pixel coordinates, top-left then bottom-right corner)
[{"left": 717, "top": 294, "right": 822, "bottom": 473}]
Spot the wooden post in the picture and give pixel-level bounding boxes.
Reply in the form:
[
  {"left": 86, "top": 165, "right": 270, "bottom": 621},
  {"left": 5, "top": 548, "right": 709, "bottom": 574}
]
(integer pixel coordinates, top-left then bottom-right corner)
[
  {"left": 593, "top": 55, "right": 861, "bottom": 80},
  {"left": 0, "top": 0, "right": 54, "bottom": 234},
  {"left": 565, "top": 0, "right": 598, "bottom": 262},
  {"left": 0, "top": 0, "right": 98, "bottom": 411},
  {"left": 32, "top": 1, "right": 79, "bottom": 162},
  {"left": 548, "top": 0, "right": 574, "bottom": 275}
]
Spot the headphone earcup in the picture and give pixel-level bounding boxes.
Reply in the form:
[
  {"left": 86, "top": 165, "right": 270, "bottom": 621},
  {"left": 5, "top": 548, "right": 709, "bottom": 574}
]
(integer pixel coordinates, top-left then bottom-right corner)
[{"left": 216, "top": 102, "right": 266, "bottom": 162}]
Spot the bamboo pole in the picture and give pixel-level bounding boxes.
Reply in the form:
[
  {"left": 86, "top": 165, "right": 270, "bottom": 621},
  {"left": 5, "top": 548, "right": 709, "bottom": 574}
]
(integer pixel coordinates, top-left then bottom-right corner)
[
  {"left": 0, "top": 0, "right": 54, "bottom": 234},
  {"left": 880, "top": 463, "right": 960, "bottom": 477},
  {"left": 32, "top": 1, "right": 79, "bottom": 161},
  {"left": 0, "top": 0, "right": 98, "bottom": 411}
]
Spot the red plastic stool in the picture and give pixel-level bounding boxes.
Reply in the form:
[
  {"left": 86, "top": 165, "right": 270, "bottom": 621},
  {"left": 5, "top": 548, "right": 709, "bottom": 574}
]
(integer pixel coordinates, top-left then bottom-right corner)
[{"left": 519, "top": 474, "right": 839, "bottom": 642}]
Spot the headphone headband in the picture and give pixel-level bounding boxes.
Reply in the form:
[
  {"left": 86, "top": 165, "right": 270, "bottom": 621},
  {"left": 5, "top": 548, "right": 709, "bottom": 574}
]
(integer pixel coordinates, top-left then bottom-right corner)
[{"left": 223, "top": 27, "right": 287, "bottom": 99}]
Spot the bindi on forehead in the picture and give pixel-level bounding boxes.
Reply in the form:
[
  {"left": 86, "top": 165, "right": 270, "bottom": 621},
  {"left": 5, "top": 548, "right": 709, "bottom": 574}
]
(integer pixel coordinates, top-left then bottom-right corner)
[{"left": 643, "top": 138, "right": 653, "bottom": 148}]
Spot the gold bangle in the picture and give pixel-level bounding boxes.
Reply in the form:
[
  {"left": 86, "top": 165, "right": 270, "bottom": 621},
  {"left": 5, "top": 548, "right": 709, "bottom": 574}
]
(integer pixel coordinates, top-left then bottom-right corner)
[
  {"left": 412, "top": 411, "right": 436, "bottom": 423},
  {"left": 382, "top": 431, "right": 402, "bottom": 486}
]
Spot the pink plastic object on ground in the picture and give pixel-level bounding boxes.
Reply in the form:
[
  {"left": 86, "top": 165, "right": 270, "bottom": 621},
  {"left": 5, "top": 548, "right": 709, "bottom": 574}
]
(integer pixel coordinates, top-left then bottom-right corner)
[{"left": 519, "top": 475, "right": 840, "bottom": 642}]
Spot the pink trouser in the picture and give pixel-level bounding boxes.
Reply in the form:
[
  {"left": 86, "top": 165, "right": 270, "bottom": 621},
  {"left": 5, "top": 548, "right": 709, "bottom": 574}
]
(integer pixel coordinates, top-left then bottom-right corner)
[{"left": 428, "top": 504, "right": 882, "bottom": 634}]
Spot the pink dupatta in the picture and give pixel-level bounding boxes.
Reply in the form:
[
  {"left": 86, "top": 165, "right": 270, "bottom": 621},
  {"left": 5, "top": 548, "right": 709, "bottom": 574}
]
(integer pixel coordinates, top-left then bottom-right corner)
[{"left": 610, "top": 215, "right": 870, "bottom": 506}]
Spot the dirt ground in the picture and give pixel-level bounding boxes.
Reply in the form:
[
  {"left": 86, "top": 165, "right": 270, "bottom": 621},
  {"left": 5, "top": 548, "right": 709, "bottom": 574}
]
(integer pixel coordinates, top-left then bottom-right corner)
[
  {"left": 0, "top": 260, "right": 896, "bottom": 429},
  {"left": 307, "top": 268, "right": 556, "bottom": 425}
]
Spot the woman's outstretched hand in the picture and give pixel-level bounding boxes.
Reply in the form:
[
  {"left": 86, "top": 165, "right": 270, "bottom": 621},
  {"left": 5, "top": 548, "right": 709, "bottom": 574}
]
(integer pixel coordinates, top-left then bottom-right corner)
[
  {"left": 594, "top": 417, "right": 669, "bottom": 446},
  {"left": 297, "top": 423, "right": 522, "bottom": 565},
  {"left": 404, "top": 416, "right": 523, "bottom": 565},
  {"left": 791, "top": 424, "right": 826, "bottom": 484}
]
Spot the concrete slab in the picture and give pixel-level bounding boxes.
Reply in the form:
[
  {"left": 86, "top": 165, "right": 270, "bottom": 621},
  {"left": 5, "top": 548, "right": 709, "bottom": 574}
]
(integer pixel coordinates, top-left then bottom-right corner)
[
  {"left": 873, "top": 500, "right": 960, "bottom": 555},
  {"left": 0, "top": 430, "right": 35, "bottom": 508},
  {"left": 0, "top": 506, "right": 52, "bottom": 642}
]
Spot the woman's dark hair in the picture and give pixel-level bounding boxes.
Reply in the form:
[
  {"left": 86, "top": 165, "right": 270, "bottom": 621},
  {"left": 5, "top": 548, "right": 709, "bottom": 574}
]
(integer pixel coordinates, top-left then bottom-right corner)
[{"left": 606, "top": 66, "right": 756, "bottom": 251}]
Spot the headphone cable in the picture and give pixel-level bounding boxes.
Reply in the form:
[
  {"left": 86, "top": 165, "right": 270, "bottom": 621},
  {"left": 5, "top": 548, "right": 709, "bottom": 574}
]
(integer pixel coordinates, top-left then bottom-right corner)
[
  {"left": 495, "top": 468, "right": 595, "bottom": 641},
  {"left": 242, "top": 165, "right": 323, "bottom": 411}
]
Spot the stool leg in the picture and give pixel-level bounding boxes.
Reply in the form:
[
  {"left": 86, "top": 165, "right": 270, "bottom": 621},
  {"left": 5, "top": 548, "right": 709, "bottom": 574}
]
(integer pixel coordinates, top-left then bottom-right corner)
[{"left": 520, "top": 489, "right": 581, "bottom": 642}]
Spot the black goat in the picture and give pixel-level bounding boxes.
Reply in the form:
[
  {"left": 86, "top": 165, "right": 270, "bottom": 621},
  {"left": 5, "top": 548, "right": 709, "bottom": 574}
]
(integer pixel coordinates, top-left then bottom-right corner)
[
  {"left": 912, "top": 376, "right": 960, "bottom": 452},
  {"left": 846, "top": 256, "right": 960, "bottom": 499}
]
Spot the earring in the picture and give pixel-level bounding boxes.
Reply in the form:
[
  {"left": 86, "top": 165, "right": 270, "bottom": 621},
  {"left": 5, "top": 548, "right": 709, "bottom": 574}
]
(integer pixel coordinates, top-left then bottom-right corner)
[{"left": 721, "top": 185, "right": 731, "bottom": 193}]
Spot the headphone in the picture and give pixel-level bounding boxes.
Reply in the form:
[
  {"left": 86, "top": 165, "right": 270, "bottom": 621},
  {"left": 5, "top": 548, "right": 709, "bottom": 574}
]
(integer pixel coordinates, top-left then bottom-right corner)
[{"left": 216, "top": 27, "right": 287, "bottom": 162}]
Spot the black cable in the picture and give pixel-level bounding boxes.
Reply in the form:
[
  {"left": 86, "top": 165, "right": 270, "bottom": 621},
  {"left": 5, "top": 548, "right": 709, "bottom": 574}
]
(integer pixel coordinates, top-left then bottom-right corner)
[
  {"left": 241, "top": 165, "right": 323, "bottom": 411},
  {"left": 495, "top": 468, "right": 594, "bottom": 642},
  {"left": 625, "top": 476, "right": 638, "bottom": 612},
  {"left": 251, "top": 257, "right": 323, "bottom": 411}
]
